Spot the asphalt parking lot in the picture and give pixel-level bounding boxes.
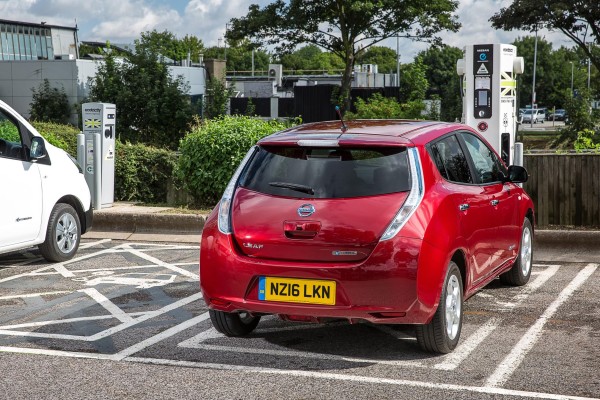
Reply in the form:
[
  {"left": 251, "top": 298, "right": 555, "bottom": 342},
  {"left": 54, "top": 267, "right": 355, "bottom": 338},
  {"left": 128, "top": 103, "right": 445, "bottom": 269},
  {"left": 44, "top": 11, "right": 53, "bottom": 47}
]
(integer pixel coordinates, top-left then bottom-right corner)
[{"left": 0, "top": 238, "right": 598, "bottom": 399}]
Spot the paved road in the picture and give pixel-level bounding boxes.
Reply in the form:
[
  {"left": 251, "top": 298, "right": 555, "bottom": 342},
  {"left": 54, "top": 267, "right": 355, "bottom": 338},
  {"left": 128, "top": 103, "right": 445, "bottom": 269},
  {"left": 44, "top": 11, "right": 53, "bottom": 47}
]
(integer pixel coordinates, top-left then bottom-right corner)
[{"left": 0, "top": 239, "right": 598, "bottom": 399}]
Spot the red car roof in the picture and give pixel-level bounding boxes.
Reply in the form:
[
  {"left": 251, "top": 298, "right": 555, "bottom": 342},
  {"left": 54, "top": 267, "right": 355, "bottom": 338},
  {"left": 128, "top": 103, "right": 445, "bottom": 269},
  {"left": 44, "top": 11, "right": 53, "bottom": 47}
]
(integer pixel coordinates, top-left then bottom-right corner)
[{"left": 259, "top": 120, "right": 469, "bottom": 147}]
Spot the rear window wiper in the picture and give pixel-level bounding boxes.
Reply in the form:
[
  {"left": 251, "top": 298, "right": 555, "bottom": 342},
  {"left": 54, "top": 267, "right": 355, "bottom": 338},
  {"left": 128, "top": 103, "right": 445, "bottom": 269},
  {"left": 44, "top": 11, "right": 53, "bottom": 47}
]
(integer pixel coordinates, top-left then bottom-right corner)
[{"left": 269, "top": 182, "right": 315, "bottom": 195}]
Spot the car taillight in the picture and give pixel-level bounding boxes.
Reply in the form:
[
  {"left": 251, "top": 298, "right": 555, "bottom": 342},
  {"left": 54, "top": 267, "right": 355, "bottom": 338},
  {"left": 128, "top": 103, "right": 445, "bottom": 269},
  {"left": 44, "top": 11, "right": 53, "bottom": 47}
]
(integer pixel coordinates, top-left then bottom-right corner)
[
  {"left": 218, "top": 146, "right": 258, "bottom": 234},
  {"left": 380, "top": 147, "right": 424, "bottom": 241}
]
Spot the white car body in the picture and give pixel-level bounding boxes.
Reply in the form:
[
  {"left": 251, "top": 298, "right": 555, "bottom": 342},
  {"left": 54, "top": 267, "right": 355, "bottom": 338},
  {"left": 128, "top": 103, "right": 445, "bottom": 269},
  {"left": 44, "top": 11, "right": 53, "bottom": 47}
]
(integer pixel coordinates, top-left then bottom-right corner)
[{"left": 0, "top": 100, "right": 92, "bottom": 260}]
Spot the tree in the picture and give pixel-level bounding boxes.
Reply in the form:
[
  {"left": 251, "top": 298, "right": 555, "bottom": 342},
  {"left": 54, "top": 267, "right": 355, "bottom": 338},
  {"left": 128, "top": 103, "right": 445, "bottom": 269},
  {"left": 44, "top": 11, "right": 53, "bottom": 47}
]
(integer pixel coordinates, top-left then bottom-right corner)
[
  {"left": 356, "top": 46, "right": 398, "bottom": 74},
  {"left": 511, "top": 36, "right": 554, "bottom": 108},
  {"left": 227, "top": 0, "right": 460, "bottom": 111},
  {"left": 204, "top": 39, "right": 270, "bottom": 73},
  {"left": 400, "top": 57, "right": 429, "bottom": 102},
  {"left": 137, "top": 30, "right": 205, "bottom": 63},
  {"left": 490, "top": 1, "right": 600, "bottom": 72},
  {"left": 417, "top": 45, "right": 463, "bottom": 121},
  {"left": 29, "top": 79, "right": 71, "bottom": 124},
  {"left": 203, "top": 77, "right": 234, "bottom": 119},
  {"left": 89, "top": 40, "right": 194, "bottom": 148},
  {"left": 278, "top": 44, "right": 344, "bottom": 73}
]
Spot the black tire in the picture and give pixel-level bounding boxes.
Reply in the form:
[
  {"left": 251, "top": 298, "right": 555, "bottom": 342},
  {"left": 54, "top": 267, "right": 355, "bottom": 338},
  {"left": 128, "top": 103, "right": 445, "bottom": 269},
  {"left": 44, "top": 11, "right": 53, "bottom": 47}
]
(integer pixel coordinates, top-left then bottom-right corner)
[
  {"left": 416, "top": 262, "right": 463, "bottom": 354},
  {"left": 209, "top": 309, "right": 260, "bottom": 337},
  {"left": 38, "top": 203, "right": 81, "bottom": 262},
  {"left": 500, "top": 218, "right": 533, "bottom": 286}
]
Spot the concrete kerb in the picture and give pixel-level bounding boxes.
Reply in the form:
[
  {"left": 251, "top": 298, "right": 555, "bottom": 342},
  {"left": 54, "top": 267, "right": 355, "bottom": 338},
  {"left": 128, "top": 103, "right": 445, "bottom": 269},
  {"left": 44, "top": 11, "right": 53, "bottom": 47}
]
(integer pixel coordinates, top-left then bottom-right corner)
[
  {"left": 91, "top": 212, "right": 205, "bottom": 234},
  {"left": 534, "top": 229, "right": 600, "bottom": 247}
]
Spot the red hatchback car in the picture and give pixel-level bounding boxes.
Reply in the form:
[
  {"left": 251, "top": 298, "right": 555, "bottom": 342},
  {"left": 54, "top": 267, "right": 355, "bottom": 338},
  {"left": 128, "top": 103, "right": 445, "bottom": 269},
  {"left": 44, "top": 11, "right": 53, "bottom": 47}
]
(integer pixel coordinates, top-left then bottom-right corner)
[{"left": 200, "top": 120, "right": 534, "bottom": 353}]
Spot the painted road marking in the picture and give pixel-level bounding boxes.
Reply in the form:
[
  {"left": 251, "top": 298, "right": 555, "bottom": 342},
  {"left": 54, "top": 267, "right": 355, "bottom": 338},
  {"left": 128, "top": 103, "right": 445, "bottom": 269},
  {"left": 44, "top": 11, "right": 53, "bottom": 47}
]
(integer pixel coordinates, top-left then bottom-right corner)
[
  {"left": 434, "top": 264, "right": 560, "bottom": 370},
  {"left": 0, "top": 291, "right": 71, "bottom": 300},
  {"left": 486, "top": 263, "right": 598, "bottom": 387},
  {"left": 0, "top": 243, "right": 201, "bottom": 343},
  {"left": 125, "top": 357, "right": 600, "bottom": 400}
]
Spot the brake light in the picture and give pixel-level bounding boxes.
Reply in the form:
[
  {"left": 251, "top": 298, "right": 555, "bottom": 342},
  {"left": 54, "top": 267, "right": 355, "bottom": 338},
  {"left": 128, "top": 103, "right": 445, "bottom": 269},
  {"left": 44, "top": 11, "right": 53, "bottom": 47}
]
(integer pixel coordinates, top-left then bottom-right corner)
[
  {"left": 380, "top": 147, "right": 424, "bottom": 241},
  {"left": 218, "top": 146, "right": 258, "bottom": 234}
]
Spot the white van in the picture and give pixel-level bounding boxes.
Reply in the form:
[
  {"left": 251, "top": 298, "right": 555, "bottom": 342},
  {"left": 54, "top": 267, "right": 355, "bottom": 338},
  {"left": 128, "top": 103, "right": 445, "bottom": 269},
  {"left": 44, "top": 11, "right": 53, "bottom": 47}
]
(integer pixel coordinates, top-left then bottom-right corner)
[{"left": 0, "top": 100, "right": 92, "bottom": 262}]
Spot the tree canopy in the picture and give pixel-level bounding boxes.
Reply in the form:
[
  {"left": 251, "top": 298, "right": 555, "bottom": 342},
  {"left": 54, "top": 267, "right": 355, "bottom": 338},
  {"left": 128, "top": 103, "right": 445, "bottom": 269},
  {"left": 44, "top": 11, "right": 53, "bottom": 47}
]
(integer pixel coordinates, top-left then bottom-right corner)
[
  {"left": 227, "top": 0, "right": 460, "bottom": 110},
  {"left": 490, "top": 0, "right": 600, "bottom": 72},
  {"left": 137, "top": 30, "right": 205, "bottom": 63},
  {"left": 88, "top": 40, "right": 194, "bottom": 148}
]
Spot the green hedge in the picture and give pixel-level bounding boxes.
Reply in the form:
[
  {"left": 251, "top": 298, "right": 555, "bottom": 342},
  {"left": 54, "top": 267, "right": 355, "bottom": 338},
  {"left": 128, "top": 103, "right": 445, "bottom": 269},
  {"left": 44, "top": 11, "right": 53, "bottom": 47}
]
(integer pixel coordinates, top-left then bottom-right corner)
[
  {"left": 31, "top": 121, "right": 79, "bottom": 157},
  {"left": 178, "top": 116, "right": 290, "bottom": 206},
  {"left": 115, "top": 141, "right": 178, "bottom": 203}
]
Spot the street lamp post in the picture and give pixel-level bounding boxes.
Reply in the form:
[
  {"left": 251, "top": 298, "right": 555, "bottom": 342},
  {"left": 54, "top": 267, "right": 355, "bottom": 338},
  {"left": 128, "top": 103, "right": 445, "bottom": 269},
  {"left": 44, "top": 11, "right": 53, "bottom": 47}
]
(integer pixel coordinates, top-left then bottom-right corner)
[
  {"left": 570, "top": 61, "right": 574, "bottom": 96},
  {"left": 396, "top": 36, "right": 400, "bottom": 87},
  {"left": 224, "top": 23, "right": 230, "bottom": 61},
  {"left": 530, "top": 24, "right": 539, "bottom": 128},
  {"left": 587, "top": 42, "right": 591, "bottom": 90}
]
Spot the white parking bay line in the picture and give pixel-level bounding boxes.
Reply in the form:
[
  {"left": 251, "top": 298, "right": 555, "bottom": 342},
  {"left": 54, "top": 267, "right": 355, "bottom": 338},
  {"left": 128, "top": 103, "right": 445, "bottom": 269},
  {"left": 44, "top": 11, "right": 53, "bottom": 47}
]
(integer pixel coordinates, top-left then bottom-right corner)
[
  {"left": 125, "top": 357, "right": 600, "bottom": 400},
  {"left": 126, "top": 247, "right": 199, "bottom": 280},
  {"left": 0, "top": 291, "right": 71, "bottom": 300},
  {"left": 434, "top": 264, "right": 561, "bottom": 371},
  {"left": 115, "top": 312, "right": 210, "bottom": 360},
  {"left": 486, "top": 263, "right": 598, "bottom": 388},
  {"left": 79, "top": 288, "right": 135, "bottom": 323}
]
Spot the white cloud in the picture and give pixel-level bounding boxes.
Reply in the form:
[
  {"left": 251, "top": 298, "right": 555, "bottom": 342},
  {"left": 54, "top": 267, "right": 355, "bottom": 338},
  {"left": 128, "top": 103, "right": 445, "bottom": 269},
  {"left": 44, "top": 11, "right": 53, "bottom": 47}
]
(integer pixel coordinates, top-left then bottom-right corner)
[{"left": 0, "top": 0, "right": 580, "bottom": 59}]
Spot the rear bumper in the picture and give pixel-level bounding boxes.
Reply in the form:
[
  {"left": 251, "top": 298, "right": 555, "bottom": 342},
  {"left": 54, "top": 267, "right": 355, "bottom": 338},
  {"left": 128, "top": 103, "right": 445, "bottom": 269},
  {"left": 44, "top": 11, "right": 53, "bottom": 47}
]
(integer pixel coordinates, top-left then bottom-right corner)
[{"left": 200, "top": 218, "right": 442, "bottom": 325}]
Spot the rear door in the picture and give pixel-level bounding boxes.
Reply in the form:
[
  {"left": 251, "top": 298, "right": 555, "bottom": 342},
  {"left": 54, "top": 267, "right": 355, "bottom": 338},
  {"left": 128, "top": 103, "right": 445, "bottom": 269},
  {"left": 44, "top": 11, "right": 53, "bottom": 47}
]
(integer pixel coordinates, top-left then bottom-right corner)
[
  {"left": 231, "top": 145, "right": 412, "bottom": 263},
  {"left": 0, "top": 109, "right": 43, "bottom": 247}
]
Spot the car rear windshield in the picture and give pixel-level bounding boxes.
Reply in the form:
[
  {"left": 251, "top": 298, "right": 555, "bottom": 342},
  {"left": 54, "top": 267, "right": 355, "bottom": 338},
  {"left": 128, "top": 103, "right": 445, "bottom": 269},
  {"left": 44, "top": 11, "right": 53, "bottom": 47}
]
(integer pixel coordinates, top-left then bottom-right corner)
[{"left": 239, "top": 146, "right": 411, "bottom": 198}]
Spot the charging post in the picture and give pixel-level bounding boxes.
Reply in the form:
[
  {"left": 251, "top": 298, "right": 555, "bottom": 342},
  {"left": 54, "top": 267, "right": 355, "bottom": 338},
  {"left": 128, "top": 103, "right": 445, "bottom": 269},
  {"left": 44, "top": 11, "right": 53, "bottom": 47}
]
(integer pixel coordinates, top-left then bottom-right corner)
[
  {"left": 78, "top": 103, "right": 116, "bottom": 210},
  {"left": 456, "top": 44, "right": 524, "bottom": 166}
]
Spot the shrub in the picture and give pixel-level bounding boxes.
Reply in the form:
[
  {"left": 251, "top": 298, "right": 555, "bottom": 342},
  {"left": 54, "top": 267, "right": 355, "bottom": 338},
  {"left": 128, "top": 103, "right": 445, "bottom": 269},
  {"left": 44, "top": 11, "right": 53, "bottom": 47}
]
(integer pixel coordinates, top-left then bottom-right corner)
[
  {"left": 0, "top": 120, "right": 20, "bottom": 142},
  {"left": 29, "top": 79, "right": 71, "bottom": 124},
  {"left": 574, "top": 129, "right": 600, "bottom": 152},
  {"left": 178, "top": 116, "right": 290, "bottom": 206},
  {"left": 115, "top": 141, "right": 178, "bottom": 203},
  {"left": 345, "top": 93, "right": 425, "bottom": 120},
  {"left": 31, "top": 121, "right": 79, "bottom": 156}
]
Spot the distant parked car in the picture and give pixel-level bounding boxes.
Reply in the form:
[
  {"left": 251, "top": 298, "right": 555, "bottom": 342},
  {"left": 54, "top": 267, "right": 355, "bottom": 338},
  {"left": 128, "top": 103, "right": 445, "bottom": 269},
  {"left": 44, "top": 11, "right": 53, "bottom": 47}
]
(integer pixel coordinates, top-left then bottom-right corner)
[
  {"left": 549, "top": 109, "right": 568, "bottom": 122},
  {"left": 521, "top": 109, "right": 546, "bottom": 124}
]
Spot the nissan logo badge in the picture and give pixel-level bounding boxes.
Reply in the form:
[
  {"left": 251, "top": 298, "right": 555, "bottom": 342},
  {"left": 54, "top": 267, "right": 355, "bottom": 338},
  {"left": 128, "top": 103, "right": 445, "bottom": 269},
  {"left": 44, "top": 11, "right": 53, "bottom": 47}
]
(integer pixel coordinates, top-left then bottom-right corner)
[{"left": 297, "top": 204, "right": 315, "bottom": 217}]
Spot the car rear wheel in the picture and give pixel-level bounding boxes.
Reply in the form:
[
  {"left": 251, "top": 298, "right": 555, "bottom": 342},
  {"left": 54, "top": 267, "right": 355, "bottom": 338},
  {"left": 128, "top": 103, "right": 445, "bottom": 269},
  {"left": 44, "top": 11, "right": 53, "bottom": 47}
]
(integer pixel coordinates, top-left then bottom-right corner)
[
  {"left": 416, "top": 262, "right": 463, "bottom": 354},
  {"left": 209, "top": 309, "right": 260, "bottom": 336},
  {"left": 500, "top": 218, "right": 533, "bottom": 286},
  {"left": 38, "top": 203, "right": 81, "bottom": 262}
]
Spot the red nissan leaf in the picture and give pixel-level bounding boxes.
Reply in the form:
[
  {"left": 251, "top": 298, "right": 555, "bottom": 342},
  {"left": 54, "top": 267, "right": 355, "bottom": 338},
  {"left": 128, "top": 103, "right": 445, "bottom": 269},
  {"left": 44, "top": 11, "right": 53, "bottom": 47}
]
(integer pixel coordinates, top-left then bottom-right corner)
[{"left": 200, "top": 120, "right": 534, "bottom": 353}]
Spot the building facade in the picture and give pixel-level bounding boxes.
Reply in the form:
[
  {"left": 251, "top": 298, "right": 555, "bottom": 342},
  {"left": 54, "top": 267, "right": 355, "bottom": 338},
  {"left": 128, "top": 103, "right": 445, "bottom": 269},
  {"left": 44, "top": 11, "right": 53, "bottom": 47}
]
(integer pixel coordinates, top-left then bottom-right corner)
[{"left": 0, "top": 19, "right": 78, "bottom": 61}]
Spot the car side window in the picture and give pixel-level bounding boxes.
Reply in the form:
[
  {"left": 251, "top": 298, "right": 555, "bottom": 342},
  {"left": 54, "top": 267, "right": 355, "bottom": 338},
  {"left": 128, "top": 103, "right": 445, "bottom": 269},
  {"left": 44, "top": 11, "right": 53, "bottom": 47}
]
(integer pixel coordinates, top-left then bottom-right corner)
[
  {"left": 460, "top": 133, "right": 506, "bottom": 184},
  {"left": 430, "top": 135, "right": 473, "bottom": 184},
  {"left": 0, "top": 110, "right": 23, "bottom": 160}
]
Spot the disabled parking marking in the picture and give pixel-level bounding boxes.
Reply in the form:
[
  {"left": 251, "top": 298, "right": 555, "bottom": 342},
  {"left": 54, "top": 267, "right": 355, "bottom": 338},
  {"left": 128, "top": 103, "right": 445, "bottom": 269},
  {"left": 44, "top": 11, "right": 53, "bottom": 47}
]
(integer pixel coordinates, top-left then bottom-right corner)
[
  {"left": 0, "top": 242, "right": 201, "bottom": 344},
  {"left": 0, "top": 291, "right": 72, "bottom": 300},
  {"left": 486, "top": 263, "right": 598, "bottom": 388}
]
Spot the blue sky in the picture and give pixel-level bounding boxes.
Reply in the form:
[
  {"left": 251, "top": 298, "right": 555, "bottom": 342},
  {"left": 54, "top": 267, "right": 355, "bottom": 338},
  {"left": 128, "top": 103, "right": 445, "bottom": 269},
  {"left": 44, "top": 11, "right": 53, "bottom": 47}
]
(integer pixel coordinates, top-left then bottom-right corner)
[{"left": 0, "top": 0, "right": 570, "bottom": 62}]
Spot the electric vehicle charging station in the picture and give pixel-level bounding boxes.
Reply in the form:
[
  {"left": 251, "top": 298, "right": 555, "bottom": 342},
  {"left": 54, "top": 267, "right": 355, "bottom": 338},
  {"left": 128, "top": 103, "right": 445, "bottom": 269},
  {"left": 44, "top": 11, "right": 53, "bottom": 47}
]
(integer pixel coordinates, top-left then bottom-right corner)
[
  {"left": 456, "top": 44, "right": 525, "bottom": 166},
  {"left": 78, "top": 103, "right": 116, "bottom": 210}
]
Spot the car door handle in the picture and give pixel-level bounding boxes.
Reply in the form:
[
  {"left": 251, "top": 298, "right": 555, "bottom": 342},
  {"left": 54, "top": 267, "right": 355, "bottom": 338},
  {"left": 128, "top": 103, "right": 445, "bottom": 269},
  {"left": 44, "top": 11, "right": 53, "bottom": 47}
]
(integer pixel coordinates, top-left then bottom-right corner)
[
  {"left": 491, "top": 200, "right": 499, "bottom": 206},
  {"left": 459, "top": 204, "right": 469, "bottom": 211}
]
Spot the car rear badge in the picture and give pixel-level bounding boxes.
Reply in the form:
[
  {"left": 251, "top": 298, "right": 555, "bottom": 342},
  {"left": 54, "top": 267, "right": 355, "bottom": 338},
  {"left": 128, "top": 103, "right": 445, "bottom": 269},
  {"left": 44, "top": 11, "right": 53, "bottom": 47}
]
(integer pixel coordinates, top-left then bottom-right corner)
[
  {"left": 332, "top": 251, "right": 358, "bottom": 256},
  {"left": 243, "top": 243, "right": 264, "bottom": 250},
  {"left": 297, "top": 204, "right": 316, "bottom": 217}
]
